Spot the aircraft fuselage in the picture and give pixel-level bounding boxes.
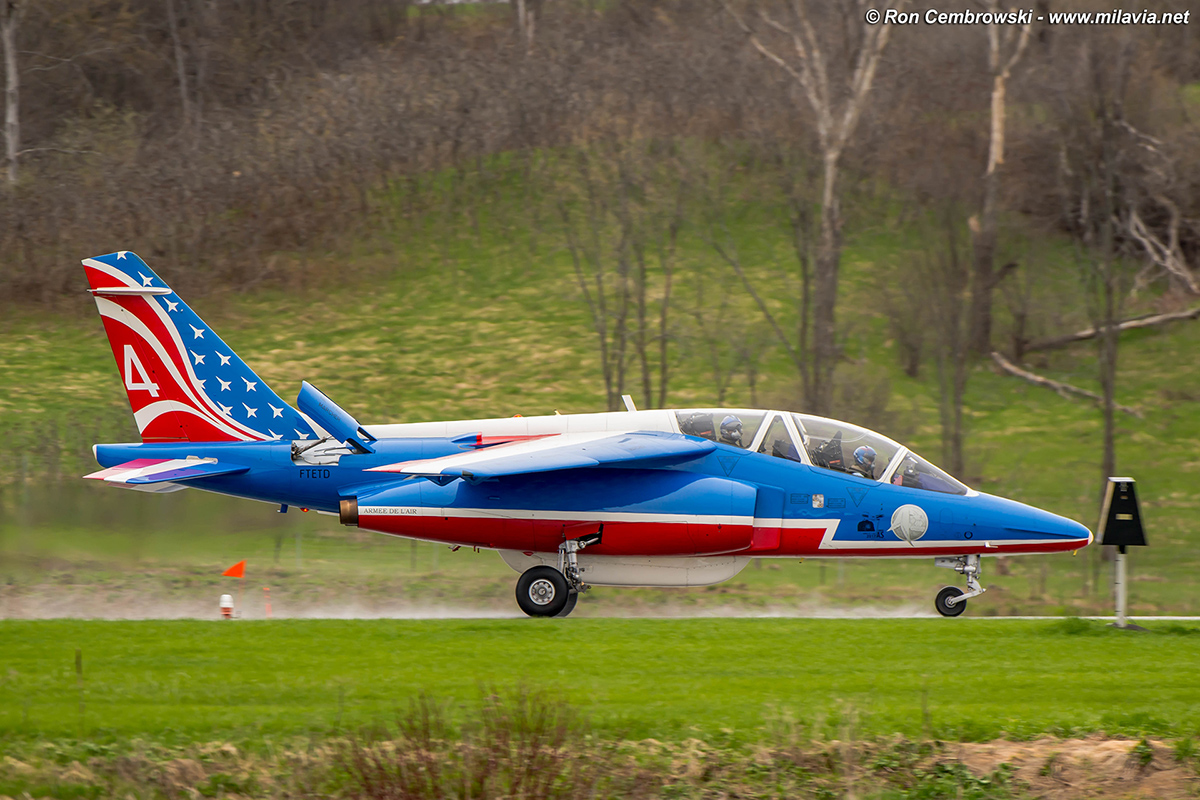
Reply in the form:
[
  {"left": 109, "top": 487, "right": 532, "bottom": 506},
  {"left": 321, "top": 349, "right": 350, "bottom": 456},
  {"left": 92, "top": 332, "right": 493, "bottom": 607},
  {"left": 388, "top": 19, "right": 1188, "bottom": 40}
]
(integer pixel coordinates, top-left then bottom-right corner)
[{"left": 94, "top": 409, "right": 1091, "bottom": 562}]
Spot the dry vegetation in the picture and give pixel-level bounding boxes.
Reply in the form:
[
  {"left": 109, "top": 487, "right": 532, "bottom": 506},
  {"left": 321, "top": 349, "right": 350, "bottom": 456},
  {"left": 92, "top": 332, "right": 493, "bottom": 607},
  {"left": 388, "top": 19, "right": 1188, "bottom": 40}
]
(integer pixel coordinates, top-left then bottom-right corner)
[
  {"left": 1, "top": 690, "right": 1197, "bottom": 799},
  {"left": 2, "top": 0, "right": 1198, "bottom": 303}
]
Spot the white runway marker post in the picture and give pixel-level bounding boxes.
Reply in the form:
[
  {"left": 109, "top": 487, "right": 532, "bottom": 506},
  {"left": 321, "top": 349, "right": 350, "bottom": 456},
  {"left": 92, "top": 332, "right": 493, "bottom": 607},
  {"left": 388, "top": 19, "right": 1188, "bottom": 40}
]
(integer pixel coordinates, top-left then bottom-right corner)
[{"left": 1096, "top": 478, "right": 1148, "bottom": 630}]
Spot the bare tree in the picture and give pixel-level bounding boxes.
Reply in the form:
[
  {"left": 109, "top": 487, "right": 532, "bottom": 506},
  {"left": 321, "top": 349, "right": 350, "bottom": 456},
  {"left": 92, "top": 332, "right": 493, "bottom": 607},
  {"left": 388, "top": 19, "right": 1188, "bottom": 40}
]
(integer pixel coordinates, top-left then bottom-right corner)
[
  {"left": 631, "top": 173, "right": 684, "bottom": 409},
  {"left": 165, "top": 0, "right": 191, "bottom": 130},
  {"left": 513, "top": 0, "right": 543, "bottom": 52},
  {"left": 1053, "top": 34, "right": 1142, "bottom": 498},
  {"left": 555, "top": 142, "right": 680, "bottom": 411},
  {"left": 999, "top": 255, "right": 1038, "bottom": 361},
  {"left": 700, "top": 141, "right": 815, "bottom": 401},
  {"left": 888, "top": 205, "right": 972, "bottom": 475},
  {"left": 968, "top": 0, "right": 1031, "bottom": 354},
  {"left": 931, "top": 217, "right": 970, "bottom": 478},
  {"left": 720, "top": 0, "right": 903, "bottom": 415},
  {"left": 689, "top": 270, "right": 738, "bottom": 405},
  {"left": 1, "top": 0, "right": 24, "bottom": 185},
  {"left": 878, "top": 268, "right": 924, "bottom": 379}
]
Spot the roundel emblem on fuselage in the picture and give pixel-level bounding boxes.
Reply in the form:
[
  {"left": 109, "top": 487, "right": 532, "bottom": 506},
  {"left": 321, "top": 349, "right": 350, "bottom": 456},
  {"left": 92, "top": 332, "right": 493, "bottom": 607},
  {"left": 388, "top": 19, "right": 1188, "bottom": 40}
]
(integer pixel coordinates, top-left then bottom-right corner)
[{"left": 890, "top": 504, "right": 929, "bottom": 543}]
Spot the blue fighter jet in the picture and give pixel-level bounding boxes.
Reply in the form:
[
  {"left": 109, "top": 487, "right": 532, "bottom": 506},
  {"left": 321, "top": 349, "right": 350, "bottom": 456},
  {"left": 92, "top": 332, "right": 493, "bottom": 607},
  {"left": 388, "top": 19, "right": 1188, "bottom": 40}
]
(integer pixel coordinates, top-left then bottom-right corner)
[{"left": 83, "top": 252, "right": 1093, "bottom": 617}]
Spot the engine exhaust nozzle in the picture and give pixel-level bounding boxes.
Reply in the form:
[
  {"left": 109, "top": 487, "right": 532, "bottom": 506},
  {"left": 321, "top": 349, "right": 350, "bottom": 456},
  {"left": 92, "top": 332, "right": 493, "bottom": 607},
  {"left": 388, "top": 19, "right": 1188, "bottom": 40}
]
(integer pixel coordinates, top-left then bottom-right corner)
[{"left": 339, "top": 497, "right": 358, "bottom": 527}]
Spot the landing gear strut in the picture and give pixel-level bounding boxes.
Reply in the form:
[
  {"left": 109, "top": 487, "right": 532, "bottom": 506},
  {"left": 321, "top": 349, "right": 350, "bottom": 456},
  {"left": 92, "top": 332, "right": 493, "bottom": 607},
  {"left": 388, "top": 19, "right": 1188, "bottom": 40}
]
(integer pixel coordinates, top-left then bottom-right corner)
[
  {"left": 934, "top": 555, "right": 985, "bottom": 617},
  {"left": 514, "top": 531, "right": 601, "bottom": 618}
]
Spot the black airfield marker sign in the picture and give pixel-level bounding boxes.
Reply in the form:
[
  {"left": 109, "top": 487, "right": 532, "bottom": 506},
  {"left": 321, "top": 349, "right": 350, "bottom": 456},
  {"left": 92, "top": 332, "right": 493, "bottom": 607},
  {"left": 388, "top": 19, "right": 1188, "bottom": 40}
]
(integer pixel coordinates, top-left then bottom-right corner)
[
  {"left": 1097, "top": 478, "right": 1147, "bottom": 553},
  {"left": 1096, "top": 477, "right": 1148, "bottom": 629}
]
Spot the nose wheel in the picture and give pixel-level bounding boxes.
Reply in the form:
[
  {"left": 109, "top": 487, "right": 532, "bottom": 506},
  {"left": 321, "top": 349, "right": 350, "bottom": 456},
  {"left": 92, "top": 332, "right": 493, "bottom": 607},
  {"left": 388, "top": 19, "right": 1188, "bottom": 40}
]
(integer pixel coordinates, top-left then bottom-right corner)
[
  {"left": 935, "top": 586, "right": 967, "bottom": 617},
  {"left": 933, "top": 555, "right": 985, "bottom": 617}
]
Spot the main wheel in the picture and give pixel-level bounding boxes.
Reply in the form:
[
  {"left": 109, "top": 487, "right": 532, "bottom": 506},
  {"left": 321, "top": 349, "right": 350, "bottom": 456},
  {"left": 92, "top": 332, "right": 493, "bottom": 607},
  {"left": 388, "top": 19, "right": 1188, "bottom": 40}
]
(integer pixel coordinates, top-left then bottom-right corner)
[
  {"left": 935, "top": 586, "right": 967, "bottom": 617},
  {"left": 516, "top": 566, "right": 569, "bottom": 617},
  {"left": 554, "top": 591, "right": 579, "bottom": 618}
]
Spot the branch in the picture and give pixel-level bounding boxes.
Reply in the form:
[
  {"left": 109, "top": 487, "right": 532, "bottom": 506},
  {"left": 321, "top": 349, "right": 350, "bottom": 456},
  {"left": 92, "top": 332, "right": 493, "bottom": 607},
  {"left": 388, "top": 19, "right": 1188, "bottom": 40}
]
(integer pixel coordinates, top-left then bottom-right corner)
[
  {"left": 790, "top": 0, "right": 833, "bottom": 130},
  {"left": 723, "top": 1, "right": 792, "bottom": 80},
  {"left": 709, "top": 234, "right": 806, "bottom": 374},
  {"left": 4, "top": 147, "right": 98, "bottom": 163},
  {"left": 1000, "top": 14, "right": 1032, "bottom": 77},
  {"left": 719, "top": 0, "right": 830, "bottom": 148},
  {"left": 834, "top": 18, "right": 893, "bottom": 153},
  {"left": 991, "top": 352, "right": 1142, "bottom": 418},
  {"left": 1125, "top": 203, "right": 1200, "bottom": 295},
  {"left": 1024, "top": 307, "right": 1200, "bottom": 352},
  {"left": 19, "top": 46, "right": 114, "bottom": 72}
]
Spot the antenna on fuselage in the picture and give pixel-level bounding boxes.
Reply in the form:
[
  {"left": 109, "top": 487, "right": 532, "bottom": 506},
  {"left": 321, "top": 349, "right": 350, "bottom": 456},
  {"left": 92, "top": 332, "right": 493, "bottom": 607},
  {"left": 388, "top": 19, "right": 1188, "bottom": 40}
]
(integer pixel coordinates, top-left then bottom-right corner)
[{"left": 621, "top": 394, "right": 637, "bottom": 412}]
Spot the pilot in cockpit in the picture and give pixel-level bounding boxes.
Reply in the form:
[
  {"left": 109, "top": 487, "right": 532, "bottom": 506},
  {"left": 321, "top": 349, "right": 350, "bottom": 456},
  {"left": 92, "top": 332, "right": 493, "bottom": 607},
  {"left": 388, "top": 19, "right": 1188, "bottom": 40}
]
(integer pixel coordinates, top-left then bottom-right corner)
[
  {"left": 850, "top": 445, "right": 877, "bottom": 479},
  {"left": 718, "top": 415, "right": 744, "bottom": 447}
]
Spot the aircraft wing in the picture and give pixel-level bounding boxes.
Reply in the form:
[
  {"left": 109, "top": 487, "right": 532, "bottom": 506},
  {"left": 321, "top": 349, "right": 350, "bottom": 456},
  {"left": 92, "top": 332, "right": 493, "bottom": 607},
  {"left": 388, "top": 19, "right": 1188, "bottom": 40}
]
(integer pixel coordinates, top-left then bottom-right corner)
[
  {"left": 367, "top": 431, "right": 716, "bottom": 479},
  {"left": 85, "top": 458, "right": 249, "bottom": 488}
]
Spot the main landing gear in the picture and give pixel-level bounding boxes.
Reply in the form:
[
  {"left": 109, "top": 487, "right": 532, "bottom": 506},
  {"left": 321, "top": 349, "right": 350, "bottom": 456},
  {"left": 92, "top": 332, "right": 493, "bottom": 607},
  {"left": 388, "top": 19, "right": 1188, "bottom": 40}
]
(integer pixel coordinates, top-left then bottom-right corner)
[
  {"left": 514, "top": 532, "right": 601, "bottom": 618},
  {"left": 933, "top": 554, "right": 986, "bottom": 617}
]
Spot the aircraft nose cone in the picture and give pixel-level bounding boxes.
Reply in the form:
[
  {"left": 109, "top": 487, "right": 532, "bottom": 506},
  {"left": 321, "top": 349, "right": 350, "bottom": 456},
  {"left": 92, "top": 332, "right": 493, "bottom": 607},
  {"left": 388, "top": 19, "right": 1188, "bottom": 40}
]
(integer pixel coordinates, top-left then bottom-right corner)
[
  {"left": 1055, "top": 515, "right": 1093, "bottom": 546},
  {"left": 979, "top": 494, "right": 1093, "bottom": 549},
  {"left": 1019, "top": 506, "right": 1093, "bottom": 549}
]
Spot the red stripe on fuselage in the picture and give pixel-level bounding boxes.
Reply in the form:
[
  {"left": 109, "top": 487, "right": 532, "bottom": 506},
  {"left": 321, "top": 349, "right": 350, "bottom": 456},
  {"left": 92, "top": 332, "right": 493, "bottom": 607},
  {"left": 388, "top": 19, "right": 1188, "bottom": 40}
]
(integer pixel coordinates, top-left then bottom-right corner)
[
  {"left": 357, "top": 514, "right": 1087, "bottom": 558},
  {"left": 357, "top": 513, "right": 754, "bottom": 556}
]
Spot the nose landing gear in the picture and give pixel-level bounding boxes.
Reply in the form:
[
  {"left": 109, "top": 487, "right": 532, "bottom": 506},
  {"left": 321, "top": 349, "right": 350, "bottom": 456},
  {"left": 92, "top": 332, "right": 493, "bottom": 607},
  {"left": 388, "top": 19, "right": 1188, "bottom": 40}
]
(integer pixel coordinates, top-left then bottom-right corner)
[{"left": 934, "top": 554, "right": 985, "bottom": 617}]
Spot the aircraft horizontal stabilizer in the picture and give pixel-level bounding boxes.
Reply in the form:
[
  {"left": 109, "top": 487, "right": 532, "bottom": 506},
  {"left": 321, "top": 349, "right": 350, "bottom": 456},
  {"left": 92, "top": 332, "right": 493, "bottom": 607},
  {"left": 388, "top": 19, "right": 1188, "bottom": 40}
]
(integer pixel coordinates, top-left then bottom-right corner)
[
  {"left": 367, "top": 430, "right": 716, "bottom": 479},
  {"left": 84, "top": 457, "right": 249, "bottom": 488}
]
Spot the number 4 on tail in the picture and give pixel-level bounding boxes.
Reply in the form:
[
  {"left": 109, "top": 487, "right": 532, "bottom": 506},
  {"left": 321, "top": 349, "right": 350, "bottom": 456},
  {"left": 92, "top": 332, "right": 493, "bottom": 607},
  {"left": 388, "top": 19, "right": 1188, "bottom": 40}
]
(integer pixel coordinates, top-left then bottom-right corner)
[{"left": 123, "top": 344, "right": 160, "bottom": 397}]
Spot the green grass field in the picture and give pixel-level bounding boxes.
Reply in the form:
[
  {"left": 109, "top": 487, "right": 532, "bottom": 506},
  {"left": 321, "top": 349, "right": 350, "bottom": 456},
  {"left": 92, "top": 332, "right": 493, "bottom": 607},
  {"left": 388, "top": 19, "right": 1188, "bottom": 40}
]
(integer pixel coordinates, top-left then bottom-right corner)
[{"left": 2, "top": 618, "right": 1199, "bottom": 749}]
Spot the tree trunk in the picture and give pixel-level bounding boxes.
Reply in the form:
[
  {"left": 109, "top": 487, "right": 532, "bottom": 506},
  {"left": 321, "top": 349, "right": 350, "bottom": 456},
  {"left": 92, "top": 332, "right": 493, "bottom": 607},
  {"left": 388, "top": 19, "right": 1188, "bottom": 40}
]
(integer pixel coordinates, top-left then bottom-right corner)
[
  {"left": 165, "top": 0, "right": 191, "bottom": 129},
  {"left": 612, "top": 247, "right": 631, "bottom": 411},
  {"left": 970, "top": 72, "right": 1004, "bottom": 355},
  {"left": 951, "top": 349, "right": 967, "bottom": 476},
  {"left": 935, "top": 228, "right": 969, "bottom": 477},
  {"left": 656, "top": 218, "right": 677, "bottom": 410},
  {"left": 971, "top": 11, "right": 1030, "bottom": 354},
  {"left": 813, "top": 150, "right": 841, "bottom": 416},
  {"left": 634, "top": 244, "right": 653, "bottom": 409},
  {"left": 1099, "top": 268, "right": 1118, "bottom": 494},
  {"left": 2, "top": 2, "right": 19, "bottom": 186},
  {"left": 786, "top": 175, "right": 815, "bottom": 408},
  {"left": 1096, "top": 99, "right": 1120, "bottom": 563}
]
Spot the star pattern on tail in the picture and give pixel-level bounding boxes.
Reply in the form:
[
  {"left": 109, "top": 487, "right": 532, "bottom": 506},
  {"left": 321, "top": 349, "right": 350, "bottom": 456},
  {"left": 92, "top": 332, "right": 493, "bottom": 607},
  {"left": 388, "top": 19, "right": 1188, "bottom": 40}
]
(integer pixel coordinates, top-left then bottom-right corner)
[{"left": 85, "top": 251, "right": 318, "bottom": 443}]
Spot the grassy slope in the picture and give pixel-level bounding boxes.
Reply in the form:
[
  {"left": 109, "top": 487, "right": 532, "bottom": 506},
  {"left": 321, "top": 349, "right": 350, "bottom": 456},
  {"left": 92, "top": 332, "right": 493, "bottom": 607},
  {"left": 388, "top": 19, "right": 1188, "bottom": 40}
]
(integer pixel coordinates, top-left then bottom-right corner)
[
  {"left": 1, "top": 166, "right": 1199, "bottom": 615},
  {"left": 1, "top": 618, "right": 1198, "bottom": 746}
]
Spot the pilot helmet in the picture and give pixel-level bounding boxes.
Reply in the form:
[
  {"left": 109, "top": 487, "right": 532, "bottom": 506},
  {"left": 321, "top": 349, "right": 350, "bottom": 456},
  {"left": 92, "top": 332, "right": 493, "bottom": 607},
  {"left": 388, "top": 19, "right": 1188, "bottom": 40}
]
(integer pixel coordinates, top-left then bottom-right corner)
[
  {"left": 853, "top": 445, "right": 877, "bottom": 468},
  {"left": 719, "top": 415, "right": 744, "bottom": 446}
]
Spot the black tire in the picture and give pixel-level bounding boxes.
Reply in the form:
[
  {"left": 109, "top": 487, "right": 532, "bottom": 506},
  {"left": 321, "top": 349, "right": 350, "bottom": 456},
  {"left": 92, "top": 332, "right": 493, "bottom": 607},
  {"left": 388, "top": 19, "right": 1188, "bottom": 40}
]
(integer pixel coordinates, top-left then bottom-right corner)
[
  {"left": 554, "top": 591, "right": 579, "bottom": 618},
  {"left": 516, "top": 566, "right": 569, "bottom": 617},
  {"left": 935, "top": 586, "right": 967, "bottom": 617}
]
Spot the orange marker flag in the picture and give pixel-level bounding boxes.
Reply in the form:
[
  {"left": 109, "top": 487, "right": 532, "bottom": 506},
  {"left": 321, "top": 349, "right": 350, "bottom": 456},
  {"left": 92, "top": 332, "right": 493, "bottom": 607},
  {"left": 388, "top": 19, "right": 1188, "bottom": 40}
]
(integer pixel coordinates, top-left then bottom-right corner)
[{"left": 222, "top": 560, "right": 246, "bottom": 578}]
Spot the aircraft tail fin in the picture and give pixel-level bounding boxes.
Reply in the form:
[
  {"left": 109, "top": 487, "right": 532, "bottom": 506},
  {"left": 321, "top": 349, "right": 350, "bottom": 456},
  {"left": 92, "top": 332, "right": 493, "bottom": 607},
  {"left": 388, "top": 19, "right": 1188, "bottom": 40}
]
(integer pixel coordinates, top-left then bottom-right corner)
[{"left": 83, "top": 251, "right": 318, "bottom": 443}]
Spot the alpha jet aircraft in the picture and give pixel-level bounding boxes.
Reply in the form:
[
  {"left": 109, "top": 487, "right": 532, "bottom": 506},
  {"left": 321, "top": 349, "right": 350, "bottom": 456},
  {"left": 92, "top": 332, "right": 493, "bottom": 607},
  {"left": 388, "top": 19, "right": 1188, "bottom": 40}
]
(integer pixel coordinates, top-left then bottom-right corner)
[{"left": 83, "top": 252, "right": 1093, "bottom": 617}]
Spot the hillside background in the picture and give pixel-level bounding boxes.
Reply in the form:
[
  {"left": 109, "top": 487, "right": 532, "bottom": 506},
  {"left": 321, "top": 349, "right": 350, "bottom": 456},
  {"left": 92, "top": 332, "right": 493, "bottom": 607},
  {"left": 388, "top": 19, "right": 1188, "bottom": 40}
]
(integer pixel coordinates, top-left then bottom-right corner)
[{"left": 1, "top": 0, "right": 1199, "bottom": 617}]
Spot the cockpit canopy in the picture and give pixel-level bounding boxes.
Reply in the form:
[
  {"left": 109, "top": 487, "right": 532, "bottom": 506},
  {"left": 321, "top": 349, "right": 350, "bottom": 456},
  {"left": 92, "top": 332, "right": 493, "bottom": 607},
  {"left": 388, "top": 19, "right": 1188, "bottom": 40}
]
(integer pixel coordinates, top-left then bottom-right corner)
[{"left": 674, "top": 409, "right": 969, "bottom": 495}]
